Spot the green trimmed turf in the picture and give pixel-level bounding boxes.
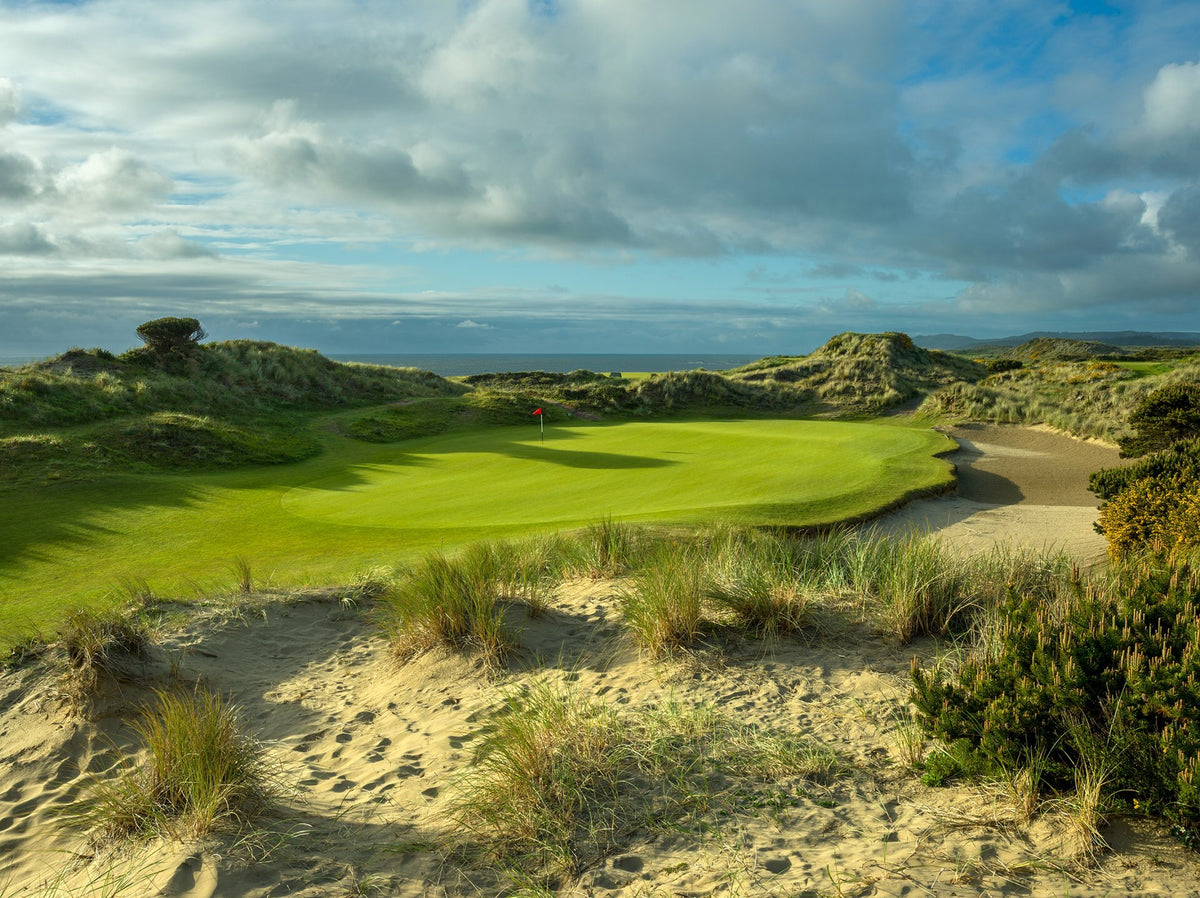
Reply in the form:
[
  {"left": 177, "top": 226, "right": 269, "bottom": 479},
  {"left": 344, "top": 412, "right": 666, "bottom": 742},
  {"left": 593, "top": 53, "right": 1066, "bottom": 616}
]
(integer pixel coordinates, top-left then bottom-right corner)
[{"left": 0, "top": 418, "right": 953, "bottom": 645}]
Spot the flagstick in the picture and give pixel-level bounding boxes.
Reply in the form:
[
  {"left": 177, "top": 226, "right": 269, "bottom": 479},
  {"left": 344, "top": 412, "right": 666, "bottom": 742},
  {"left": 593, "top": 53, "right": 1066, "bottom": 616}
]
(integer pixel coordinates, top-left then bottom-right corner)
[{"left": 540, "top": 411, "right": 544, "bottom": 443}]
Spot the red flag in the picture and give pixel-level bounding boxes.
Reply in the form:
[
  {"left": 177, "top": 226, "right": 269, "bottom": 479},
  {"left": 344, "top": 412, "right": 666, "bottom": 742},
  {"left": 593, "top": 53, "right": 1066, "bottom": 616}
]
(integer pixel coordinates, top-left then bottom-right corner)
[{"left": 533, "top": 408, "right": 543, "bottom": 415}]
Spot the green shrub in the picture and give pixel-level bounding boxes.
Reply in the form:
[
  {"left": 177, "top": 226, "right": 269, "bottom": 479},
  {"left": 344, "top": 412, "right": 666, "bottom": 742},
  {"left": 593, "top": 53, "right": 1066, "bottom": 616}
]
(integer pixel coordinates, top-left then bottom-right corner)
[
  {"left": 135, "top": 317, "right": 207, "bottom": 357},
  {"left": 910, "top": 554, "right": 1200, "bottom": 842},
  {"left": 1119, "top": 382, "right": 1200, "bottom": 458}
]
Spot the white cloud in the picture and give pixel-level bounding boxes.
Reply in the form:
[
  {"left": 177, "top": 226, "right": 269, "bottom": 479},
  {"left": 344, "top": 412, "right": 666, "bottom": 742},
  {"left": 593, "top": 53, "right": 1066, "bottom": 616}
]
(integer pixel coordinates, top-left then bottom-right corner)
[
  {"left": 1, "top": 0, "right": 1200, "bottom": 351},
  {"left": 52, "top": 149, "right": 172, "bottom": 212},
  {"left": 1143, "top": 61, "right": 1200, "bottom": 139},
  {"left": 454, "top": 319, "right": 492, "bottom": 329}
]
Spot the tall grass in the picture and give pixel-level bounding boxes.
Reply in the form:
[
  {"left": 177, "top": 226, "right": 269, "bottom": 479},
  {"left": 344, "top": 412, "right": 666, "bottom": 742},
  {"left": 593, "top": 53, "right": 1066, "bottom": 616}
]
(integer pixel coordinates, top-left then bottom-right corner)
[
  {"left": 376, "top": 550, "right": 513, "bottom": 665},
  {"left": 377, "top": 525, "right": 1077, "bottom": 665},
  {"left": 69, "top": 687, "right": 274, "bottom": 841},
  {"left": 704, "top": 526, "right": 813, "bottom": 637},
  {"left": 618, "top": 540, "right": 709, "bottom": 656},
  {"left": 562, "top": 518, "right": 653, "bottom": 579}
]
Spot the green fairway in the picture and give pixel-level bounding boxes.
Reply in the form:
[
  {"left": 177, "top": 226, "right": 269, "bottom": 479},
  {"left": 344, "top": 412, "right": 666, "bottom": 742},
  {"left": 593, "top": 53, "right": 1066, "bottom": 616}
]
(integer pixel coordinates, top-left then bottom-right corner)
[{"left": 0, "top": 417, "right": 953, "bottom": 643}]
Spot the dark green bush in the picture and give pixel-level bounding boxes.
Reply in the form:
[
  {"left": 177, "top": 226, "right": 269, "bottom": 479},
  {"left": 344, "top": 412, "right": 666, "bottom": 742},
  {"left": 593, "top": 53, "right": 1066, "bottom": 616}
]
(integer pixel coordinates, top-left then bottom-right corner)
[
  {"left": 985, "top": 358, "right": 1024, "bottom": 374},
  {"left": 1119, "top": 382, "right": 1200, "bottom": 458},
  {"left": 911, "top": 556, "right": 1200, "bottom": 840},
  {"left": 135, "top": 317, "right": 207, "bottom": 357}
]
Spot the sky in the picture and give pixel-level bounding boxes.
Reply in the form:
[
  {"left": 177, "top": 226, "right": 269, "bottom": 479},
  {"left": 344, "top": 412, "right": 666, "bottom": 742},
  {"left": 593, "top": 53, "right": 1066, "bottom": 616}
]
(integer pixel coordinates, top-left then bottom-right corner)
[{"left": 3, "top": 0, "right": 1200, "bottom": 357}]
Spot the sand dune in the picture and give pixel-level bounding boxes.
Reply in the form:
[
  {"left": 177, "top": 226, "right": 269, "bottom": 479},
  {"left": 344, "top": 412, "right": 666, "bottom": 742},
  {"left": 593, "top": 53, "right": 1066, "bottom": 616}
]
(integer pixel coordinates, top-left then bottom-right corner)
[{"left": 3, "top": 425, "right": 1198, "bottom": 897}]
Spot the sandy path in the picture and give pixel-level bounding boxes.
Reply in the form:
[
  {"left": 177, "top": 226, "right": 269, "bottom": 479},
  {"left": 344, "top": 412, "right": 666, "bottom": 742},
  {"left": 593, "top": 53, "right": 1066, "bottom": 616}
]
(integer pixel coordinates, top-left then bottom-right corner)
[{"left": 875, "top": 424, "right": 1124, "bottom": 561}]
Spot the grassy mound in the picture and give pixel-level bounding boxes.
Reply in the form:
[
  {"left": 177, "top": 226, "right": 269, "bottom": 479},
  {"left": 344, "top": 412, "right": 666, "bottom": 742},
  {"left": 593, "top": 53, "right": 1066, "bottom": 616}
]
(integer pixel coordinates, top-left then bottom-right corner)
[
  {"left": 922, "top": 356, "right": 1200, "bottom": 441},
  {"left": 1007, "top": 337, "right": 1127, "bottom": 362},
  {"left": 0, "top": 342, "right": 464, "bottom": 477},
  {"left": 729, "top": 332, "right": 985, "bottom": 413},
  {"left": 98, "top": 413, "right": 318, "bottom": 470},
  {"left": 4, "top": 341, "right": 462, "bottom": 428}
]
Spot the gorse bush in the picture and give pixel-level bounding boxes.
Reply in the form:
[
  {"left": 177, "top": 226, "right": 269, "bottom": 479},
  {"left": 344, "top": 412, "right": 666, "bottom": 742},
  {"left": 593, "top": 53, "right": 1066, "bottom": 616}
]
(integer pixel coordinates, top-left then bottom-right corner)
[
  {"left": 1096, "top": 472, "right": 1200, "bottom": 558},
  {"left": 71, "top": 686, "right": 273, "bottom": 841},
  {"left": 910, "top": 552, "right": 1200, "bottom": 842},
  {"left": 1091, "top": 383, "right": 1200, "bottom": 557}
]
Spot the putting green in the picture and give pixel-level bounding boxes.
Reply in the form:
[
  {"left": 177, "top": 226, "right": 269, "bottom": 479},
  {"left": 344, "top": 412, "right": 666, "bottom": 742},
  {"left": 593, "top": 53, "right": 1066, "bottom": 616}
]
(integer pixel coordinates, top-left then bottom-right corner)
[
  {"left": 284, "top": 419, "right": 948, "bottom": 528},
  {"left": 0, "top": 417, "right": 953, "bottom": 643}
]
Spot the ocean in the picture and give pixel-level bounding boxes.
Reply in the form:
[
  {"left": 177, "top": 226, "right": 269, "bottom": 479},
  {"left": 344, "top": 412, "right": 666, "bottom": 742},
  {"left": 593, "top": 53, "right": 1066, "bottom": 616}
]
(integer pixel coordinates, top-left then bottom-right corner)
[
  {"left": 327, "top": 353, "right": 762, "bottom": 375},
  {"left": 0, "top": 352, "right": 763, "bottom": 375}
]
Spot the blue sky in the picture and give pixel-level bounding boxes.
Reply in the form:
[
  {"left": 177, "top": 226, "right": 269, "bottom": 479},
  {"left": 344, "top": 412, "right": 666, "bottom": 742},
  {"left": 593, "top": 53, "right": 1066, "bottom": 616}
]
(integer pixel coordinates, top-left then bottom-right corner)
[{"left": 2, "top": 0, "right": 1200, "bottom": 356}]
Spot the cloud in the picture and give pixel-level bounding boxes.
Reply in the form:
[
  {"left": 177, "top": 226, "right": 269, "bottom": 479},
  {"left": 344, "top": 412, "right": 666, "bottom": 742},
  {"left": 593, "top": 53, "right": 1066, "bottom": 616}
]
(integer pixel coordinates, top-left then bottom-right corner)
[
  {"left": 3, "top": 0, "right": 1200, "bottom": 352},
  {"left": 0, "top": 78, "right": 17, "bottom": 126},
  {"left": 0, "top": 149, "right": 41, "bottom": 202},
  {"left": 52, "top": 149, "right": 172, "bottom": 212},
  {"left": 135, "top": 230, "right": 216, "bottom": 260},
  {"left": 1142, "top": 62, "right": 1200, "bottom": 140},
  {"left": 0, "top": 222, "right": 55, "bottom": 256},
  {"left": 454, "top": 319, "right": 492, "bottom": 329}
]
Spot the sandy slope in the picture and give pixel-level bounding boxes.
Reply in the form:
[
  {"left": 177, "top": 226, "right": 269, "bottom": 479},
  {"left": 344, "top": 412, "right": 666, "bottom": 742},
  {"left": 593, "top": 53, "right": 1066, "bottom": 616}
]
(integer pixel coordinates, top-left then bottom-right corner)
[{"left": 3, "top": 425, "right": 1199, "bottom": 897}]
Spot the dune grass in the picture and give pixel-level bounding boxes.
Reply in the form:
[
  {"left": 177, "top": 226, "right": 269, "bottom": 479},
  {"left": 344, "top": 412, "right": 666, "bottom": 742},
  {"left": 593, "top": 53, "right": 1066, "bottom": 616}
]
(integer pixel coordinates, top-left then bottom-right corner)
[
  {"left": 0, "top": 417, "right": 953, "bottom": 650},
  {"left": 376, "top": 525, "right": 1074, "bottom": 665},
  {"left": 452, "top": 679, "right": 843, "bottom": 885},
  {"left": 69, "top": 686, "right": 275, "bottom": 842}
]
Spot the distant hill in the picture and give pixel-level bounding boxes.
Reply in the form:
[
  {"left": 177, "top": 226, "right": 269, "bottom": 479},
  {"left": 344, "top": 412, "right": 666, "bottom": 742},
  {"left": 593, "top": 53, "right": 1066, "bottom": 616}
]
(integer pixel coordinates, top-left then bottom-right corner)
[
  {"left": 729, "top": 331, "right": 985, "bottom": 412},
  {"left": 915, "top": 331, "right": 1200, "bottom": 351},
  {"left": 1007, "top": 338, "right": 1127, "bottom": 362}
]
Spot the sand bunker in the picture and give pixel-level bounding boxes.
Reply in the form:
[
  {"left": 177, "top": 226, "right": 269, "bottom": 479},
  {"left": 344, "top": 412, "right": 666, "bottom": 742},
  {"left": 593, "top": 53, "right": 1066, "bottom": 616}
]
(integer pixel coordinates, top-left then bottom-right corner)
[
  {"left": 876, "top": 423, "right": 1124, "bottom": 562},
  {"left": 3, "top": 425, "right": 1196, "bottom": 897}
]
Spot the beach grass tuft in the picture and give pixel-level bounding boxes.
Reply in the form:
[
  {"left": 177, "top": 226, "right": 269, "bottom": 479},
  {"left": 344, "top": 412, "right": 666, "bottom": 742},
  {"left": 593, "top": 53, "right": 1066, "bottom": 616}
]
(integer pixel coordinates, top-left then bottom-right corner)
[
  {"left": 451, "top": 679, "right": 843, "bottom": 886},
  {"left": 618, "top": 539, "right": 709, "bottom": 656},
  {"left": 377, "top": 548, "right": 515, "bottom": 665},
  {"left": 69, "top": 686, "right": 275, "bottom": 841},
  {"left": 58, "top": 606, "right": 150, "bottom": 699}
]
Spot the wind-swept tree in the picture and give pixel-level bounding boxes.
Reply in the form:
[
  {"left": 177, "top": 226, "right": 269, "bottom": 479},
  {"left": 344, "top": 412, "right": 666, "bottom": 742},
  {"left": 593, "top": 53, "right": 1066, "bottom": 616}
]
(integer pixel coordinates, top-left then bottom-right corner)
[
  {"left": 1118, "top": 383, "right": 1200, "bottom": 458},
  {"left": 135, "top": 317, "right": 207, "bottom": 357}
]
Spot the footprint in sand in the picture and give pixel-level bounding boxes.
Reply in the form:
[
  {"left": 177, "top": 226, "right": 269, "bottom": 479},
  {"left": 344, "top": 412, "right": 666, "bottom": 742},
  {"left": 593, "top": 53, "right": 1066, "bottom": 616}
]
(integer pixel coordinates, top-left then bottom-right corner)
[{"left": 293, "top": 730, "right": 327, "bottom": 752}]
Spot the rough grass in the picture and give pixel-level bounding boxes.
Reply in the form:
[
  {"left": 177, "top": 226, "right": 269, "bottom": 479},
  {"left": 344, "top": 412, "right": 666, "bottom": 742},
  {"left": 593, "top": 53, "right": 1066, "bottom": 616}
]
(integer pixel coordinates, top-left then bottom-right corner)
[
  {"left": 728, "top": 332, "right": 986, "bottom": 413},
  {"left": 920, "top": 355, "right": 1200, "bottom": 441},
  {"left": 58, "top": 606, "right": 151, "bottom": 700},
  {"left": 0, "top": 342, "right": 465, "bottom": 481},
  {"left": 451, "top": 680, "right": 843, "bottom": 886},
  {"left": 69, "top": 687, "right": 275, "bottom": 841}
]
